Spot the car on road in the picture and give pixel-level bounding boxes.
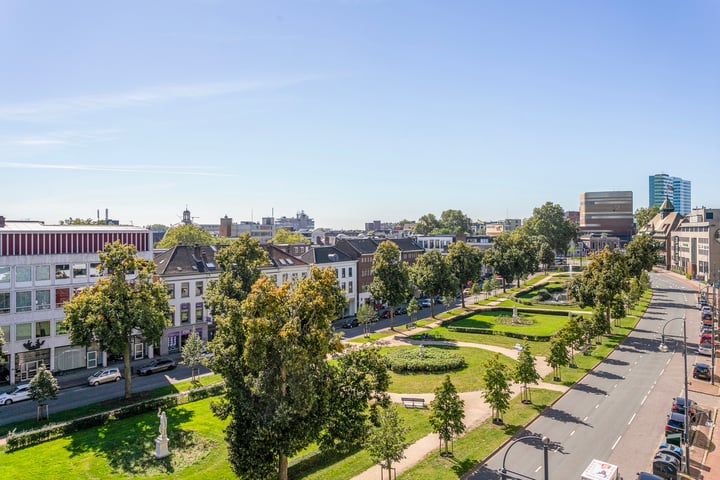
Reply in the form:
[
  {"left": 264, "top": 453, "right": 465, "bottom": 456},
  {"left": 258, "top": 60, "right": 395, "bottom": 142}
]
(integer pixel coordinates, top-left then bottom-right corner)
[
  {"left": 419, "top": 298, "right": 432, "bottom": 308},
  {"left": 87, "top": 367, "right": 122, "bottom": 386},
  {"left": 342, "top": 317, "right": 359, "bottom": 328},
  {"left": 394, "top": 306, "right": 407, "bottom": 316},
  {"left": 693, "top": 362, "right": 711, "bottom": 381},
  {"left": 0, "top": 383, "right": 31, "bottom": 405},
  {"left": 136, "top": 358, "right": 176, "bottom": 376}
]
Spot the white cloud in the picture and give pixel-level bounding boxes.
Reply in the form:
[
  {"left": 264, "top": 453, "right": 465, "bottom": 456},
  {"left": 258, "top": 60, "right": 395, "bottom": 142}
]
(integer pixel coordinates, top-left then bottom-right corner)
[{"left": 0, "top": 77, "right": 321, "bottom": 121}]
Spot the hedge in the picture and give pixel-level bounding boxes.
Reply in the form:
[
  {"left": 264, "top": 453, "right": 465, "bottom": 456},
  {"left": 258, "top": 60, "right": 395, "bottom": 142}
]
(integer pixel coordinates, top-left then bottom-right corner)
[
  {"left": 385, "top": 347, "right": 466, "bottom": 373},
  {"left": 4, "top": 382, "right": 225, "bottom": 451}
]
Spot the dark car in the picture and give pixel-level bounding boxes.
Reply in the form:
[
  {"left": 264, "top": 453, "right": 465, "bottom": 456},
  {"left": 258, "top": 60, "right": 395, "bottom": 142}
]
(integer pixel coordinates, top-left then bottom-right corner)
[
  {"left": 671, "top": 397, "right": 697, "bottom": 420},
  {"left": 637, "top": 473, "right": 663, "bottom": 480},
  {"left": 693, "top": 363, "right": 711, "bottom": 381},
  {"left": 656, "top": 444, "right": 683, "bottom": 465},
  {"left": 652, "top": 452, "right": 680, "bottom": 479},
  {"left": 394, "top": 306, "right": 407, "bottom": 316},
  {"left": 665, "top": 412, "right": 687, "bottom": 439},
  {"left": 379, "top": 309, "right": 392, "bottom": 319},
  {"left": 342, "top": 317, "right": 359, "bottom": 328},
  {"left": 136, "top": 358, "right": 176, "bottom": 376}
]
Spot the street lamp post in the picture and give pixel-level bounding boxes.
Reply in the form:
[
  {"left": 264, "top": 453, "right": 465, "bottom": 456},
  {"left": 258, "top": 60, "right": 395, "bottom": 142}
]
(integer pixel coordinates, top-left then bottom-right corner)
[
  {"left": 499, "top": 434, "right": 551, "bottom": 480},
  {"left": 659, "top": 316, "right": 690, "bottom": 473}
]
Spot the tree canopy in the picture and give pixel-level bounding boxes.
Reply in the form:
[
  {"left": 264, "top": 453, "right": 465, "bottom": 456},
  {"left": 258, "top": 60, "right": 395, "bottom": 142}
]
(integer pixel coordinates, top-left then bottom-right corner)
[
  {"left": 429, "top": 375, "right": 465, "bottom": 454},
  {"left": 514, "top": 341, "right": 540, "bottom": 403},
  {"left": 482, "top": 354, "right": 512, "bottom": 424},
  {"left": 523, "top": 202, "right": 578, "bottom": 255},
  {"left": 625, "top": 234, "right": 659, "bottom": 279},
  {"left": 414, "top": 213, "right": 441, "bottom": 235},
  {"left": 484, "top": 230, "right": 538, "bottom": 289},
  {"left": 446, "top": 241, "right": 484, "bottom": 308},
  {"left": 63, "top": 241, "right": 170, "bottom": 399},
  {"left": 156, "top": 223, "right": 232, "bottom": 248},
  {"left": 29, "top": 364, "right": 59, "bottom": 420},
  {"left": 271, "top": 228, "right": 309, "bottom": 245},
  {"left": 369, "top": 241, "right": 410, "bottom": 329},
  {"left": 635, "top": 205, "right": 660, "bottom": 230},
  {"left": 365, "top": 405, "right": 409, "bottom": 477},
  {"left": 181, "top": 331, "right": 205, "bottom": 383},
  {"left": 410, "top": 250, "right": 456, "bottom": 317}
]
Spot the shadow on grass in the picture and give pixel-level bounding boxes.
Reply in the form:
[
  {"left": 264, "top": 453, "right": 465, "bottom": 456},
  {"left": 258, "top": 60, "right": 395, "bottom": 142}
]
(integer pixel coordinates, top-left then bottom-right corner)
[
  {"left": 65, "top": 406, "right": 197, "bottom": 476},
  {"left": 288, "top": 447, "right": 360, "bottom": 480}
]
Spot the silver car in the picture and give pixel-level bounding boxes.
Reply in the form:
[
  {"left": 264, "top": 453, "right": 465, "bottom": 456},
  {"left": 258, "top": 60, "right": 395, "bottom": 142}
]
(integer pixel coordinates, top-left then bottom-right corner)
[
  {"left": 0, "top": 383, "right": 31, "bottom": 405},
  {"left": 87, "top": 367, "right": 123, "bottom": 386}
]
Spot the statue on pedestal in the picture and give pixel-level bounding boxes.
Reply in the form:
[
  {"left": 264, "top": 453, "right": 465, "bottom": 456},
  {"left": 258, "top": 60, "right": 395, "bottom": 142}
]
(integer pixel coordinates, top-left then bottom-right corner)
[{"left": 158, "top": 408, "right": 168, "bottom": 440}]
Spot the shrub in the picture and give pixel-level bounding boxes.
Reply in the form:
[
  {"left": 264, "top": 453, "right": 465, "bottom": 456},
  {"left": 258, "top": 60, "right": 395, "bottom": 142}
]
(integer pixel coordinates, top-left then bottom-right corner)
[{"left": 384, "top": 347, "right": 466, "bottom": 373}]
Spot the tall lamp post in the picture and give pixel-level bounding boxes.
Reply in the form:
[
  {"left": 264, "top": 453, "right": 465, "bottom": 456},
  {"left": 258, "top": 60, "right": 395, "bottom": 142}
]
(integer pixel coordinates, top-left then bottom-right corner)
[
  {"left": 499, "top": 434, "right": 551, "bottom": 480},
  {"left": 659, "top": 316, "right": 690, "bottom": 473}
]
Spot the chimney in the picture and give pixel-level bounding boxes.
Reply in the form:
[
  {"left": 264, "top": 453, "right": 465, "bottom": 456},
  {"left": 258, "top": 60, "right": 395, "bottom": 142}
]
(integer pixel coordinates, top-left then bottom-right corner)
[{"left": 0, "top": 216, "right": 5, "bottom": 228}]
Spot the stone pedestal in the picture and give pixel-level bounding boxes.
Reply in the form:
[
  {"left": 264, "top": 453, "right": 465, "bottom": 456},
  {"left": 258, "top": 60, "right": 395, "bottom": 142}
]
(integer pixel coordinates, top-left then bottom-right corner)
[{"left": 155, "top": 436, "right": 170, "bottom": 458}]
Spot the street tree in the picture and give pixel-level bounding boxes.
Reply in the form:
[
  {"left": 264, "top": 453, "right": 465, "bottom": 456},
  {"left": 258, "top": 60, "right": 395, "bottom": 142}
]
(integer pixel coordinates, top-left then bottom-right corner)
[
  {"left": 365, "top": 405, "right": 409, "bottom": 479},
  {"left": 271, "top": 228, "right": 309, "bottom": 245},
  {"left": 523, "top": 202, "right": 578, "bottom": 256},
  {"left": 610, "top": 295, "right": 626, "bottom": 328},
  {"left": 635, "top": 205, "right": 660, "bottom": 230},
  {"left": 156, "top": 223, "right": 232, "bottom": 248},
  {"left": 569, "top": 246, "right": 629, "bottom": 328},
  {"left": 415, "top": 213, "right": 441, "bottom": 235},
  {"left": 181, "top": 331, "right": 205, "bottom": 383},
  {"left": 447, "top": 241, "right": 484, "bottom": 308},
  {"left": 482, "top": 354, "right": 512, "bottom": 424},
  {"left": 439, "top": 209, "right": 472, "bottom": 235},
  {"left": 561, "top": 315, "right": 585, "bottom": 367},
  {"left": 357, "top": 303, "right": 377, "bottom": 338},
  {"left": 537, "top": 240, "right": 556, "bottom": 273},
  {"left": 29, "top": 364, "right": 59, "bottom": 421},
  {"left": 429, "top": 375, "right": 465, "bottom": 455},
  {"left": 63, "top": 241, "right": 171, "bottom": 399},
  {"left": 547, "top": 335, "right": 570, "bottom": 382},
  {"left": 625, "top": 234, "right": 658, "bottom": 279},
  {"left": 369, "top": 241, "right": 410, "bottom": 329},
  {"left": 588, "top": 309, "right": 610, "bottom": 344},
  {"left": 406, "top": 297, "right": 420, "bottom": 325},
  {"left": 484, "top": 230, "right": 538, "bottom": 289},
  {"left": 409, "top": 250, "right": 456, "bottom": 318},
  {"left": 513, "top": 341, "right": 540, "bottom": 404}
]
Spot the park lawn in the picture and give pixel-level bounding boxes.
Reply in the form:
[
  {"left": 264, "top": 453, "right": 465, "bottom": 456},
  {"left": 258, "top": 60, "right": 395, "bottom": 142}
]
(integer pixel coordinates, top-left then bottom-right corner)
[
  {"left": 398, "top": 389, "right": 562, "bottom": 480},
  {"left": 382, "top": 346, "right": 517, "bottom": 394},
  {"left": 288, "top": 405, "right": 432, "bottom": 480},
  {"left": 408, "top": 327, "right": 552, "bottom": 357},
  {"left": 1, "top": 397, "right": 235, "bottom": 479},
  {"left": 449, "top": 311, "right": 570, "bottom": 337},
  {"left": 347, "top": 330, "right": 395, "bottom": 344}
]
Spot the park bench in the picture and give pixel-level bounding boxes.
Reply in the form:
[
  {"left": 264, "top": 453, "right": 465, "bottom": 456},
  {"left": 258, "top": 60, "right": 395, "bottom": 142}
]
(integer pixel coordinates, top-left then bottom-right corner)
[{"left": 401, "top": 397, "right": 426, "bottom": 409}]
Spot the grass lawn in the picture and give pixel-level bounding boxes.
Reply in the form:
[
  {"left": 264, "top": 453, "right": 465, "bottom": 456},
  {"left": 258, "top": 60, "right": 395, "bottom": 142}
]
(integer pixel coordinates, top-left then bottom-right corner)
[
  {"left": 398, "top": 389, "right": 562, "bottom": 480},
  {"left": 382, "top": 346, "right": 516, "bottom": 393},
  {"left": 407, "top": 327, "right": 553, "bottom": 357},
  {"left": 448, "top": 311, "right": 571, "bottom": 337},
  {"left": 346, "top": 330, "right": 395, "bottom": 344}
]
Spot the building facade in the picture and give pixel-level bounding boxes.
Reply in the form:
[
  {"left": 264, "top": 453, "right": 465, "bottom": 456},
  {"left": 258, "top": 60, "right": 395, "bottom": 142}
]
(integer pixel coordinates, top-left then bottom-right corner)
[
  {"left": 670, "top": 208, "right": 720, "bottom": 283},
  {"left": 579, "top": 191, "right": 634, "bottom": 242},
  {"left": 649, "top": 174, "right": 691, "bottom": 215},
  {"left": 301, "top": 246, "right": 357, "bottom": 318},
  {"left": 0, "top": 217, "right": 152, "bottom": 385}
]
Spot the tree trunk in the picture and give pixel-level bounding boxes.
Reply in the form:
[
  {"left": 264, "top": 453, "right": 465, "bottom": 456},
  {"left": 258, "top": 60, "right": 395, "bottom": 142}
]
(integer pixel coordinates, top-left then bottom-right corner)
[
  {"left": 124, "top": 338, "right": 132, "bottom": 399},
  {"left": 278, "top": 453, "right": 288, "bottom": 480},
  {"left": 389, "top": 309, "right": 394, "bottom": 330}
]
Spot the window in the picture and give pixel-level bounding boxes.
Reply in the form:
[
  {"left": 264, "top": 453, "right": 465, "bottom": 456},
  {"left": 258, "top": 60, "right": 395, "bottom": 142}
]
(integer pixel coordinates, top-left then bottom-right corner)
[
  {"left": 89, "top": 263, "right": 101, "bottom": 277},
  {"left": 36, "top": 321, "right": 50, "bottom": 338},
  {"left": 55, "top": 288, "right": 70, "bottom": 308},
  {"left": 195, "top": 281, "right": 203, "bottom": 296},
  {"left": 55, "top": 264, "right": 70, "bottom": 279},
  {"left": 73, "top": 263, "right": 87, "bottom": 279},
  {"left": 1, "top": 325, "right": 9, "bottom": 342},
  {"left": 181, "top": 282, "right": 189, "bottom": 298},
  {"left": 0, "top": 266, "right": 9, "bottom": 284},
  {"left": 16, "top": 291, "right": 32, "bottom": 312},
  {"left": 0, "top": 292, "right": 9, "bottom": 314},
  {"left": 341, "top": 282, "right": 346, "bottom": 292},
  {"left": 55, "top": 320, "right": 69, "bottom": 335},
  {"left": 195, "top": 302, "right": 204, "bottom": 322},
  {"left": 35, "top": 265, "right": 51, "bottom": 281},
  {"left": 166, "top": 284, "right": 175, "bottom": 299},
  {"left": 342, "top": 268, "right": 346, "bottom": 278},
  {"left": 348, "top": 281, "right": 353, "bottom": 294},
  {"left": 349, "top": 267, "right": 353, "bottom": 277},
  {"left": 16, "top": 266, "right": 32, "bottom": 283},
  {"left": 167, "top": 311, "right": 175, "bottom": 326},
  {"left": 36, "top": 290, "right": 51, "bottom": 310},
  {"left": 16, "top": 323, "right": 32, "bottom": 341},
  {"left": 180, "top": 303, "right": 190, "bottom": 323}
]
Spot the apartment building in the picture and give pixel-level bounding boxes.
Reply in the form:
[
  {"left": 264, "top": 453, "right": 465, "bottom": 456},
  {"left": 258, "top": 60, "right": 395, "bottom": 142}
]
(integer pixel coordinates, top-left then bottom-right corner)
[{"left": 670, "top": 207, "right": 720, "bottom": 283}]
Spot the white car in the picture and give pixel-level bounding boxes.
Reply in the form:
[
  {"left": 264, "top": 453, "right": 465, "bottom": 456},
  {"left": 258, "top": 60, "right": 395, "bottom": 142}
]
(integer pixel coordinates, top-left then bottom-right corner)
[
  {"left": 0, "top": 383, "right": 32, "bottom": 405},
  {"left": 87, "top": 367, "right": 123, "bottom": 386}
]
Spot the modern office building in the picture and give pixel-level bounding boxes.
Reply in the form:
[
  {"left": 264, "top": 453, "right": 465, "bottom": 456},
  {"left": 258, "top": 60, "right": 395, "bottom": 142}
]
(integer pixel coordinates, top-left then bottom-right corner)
[
  {"left": 649, "top": 174, "right": 691, "bottom": 215},
  {"left": 670, "top": 207, "right": 720, "bottom": 283},
  {"left": 579, "top": 191, "right": 634, "bottom": 242},
  {"left": 0, "top": 216, "right": 153, "bottom": 385}
]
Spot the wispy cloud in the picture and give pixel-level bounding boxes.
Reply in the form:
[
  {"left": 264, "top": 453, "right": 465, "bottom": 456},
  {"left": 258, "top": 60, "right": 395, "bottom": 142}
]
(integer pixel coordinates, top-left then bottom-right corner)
[
  {"left": 0, "top": 161, "right": 240, "bottom": 177},
  {"left": 0, "top": 129, "right": 120, "bottom": 147},
  {"left": 0, "top": 76, "right": 320, "bottom": 121}
]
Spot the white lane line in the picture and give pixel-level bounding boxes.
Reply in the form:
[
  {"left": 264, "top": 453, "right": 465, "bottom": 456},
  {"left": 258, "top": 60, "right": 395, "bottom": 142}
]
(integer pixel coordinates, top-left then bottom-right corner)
[
  {"left": 614, "top": 384, "right": 618, "bottom": 389},
  {"left": 667, "top": 358, "right": 671, "bottom": 365},
  {"left": 570, "top": 430, "right": 576, "bottom": 436},
  {"left": 612, "top": 435, "right": 622, "bottom": 450},
  {"left": 629, "top": 413, "right": 637, "bottom": 425},
  {"left": 660, "top": 368, "right": 665, "bottom": 376},
  {"left": 641, "top": 395, "right": 648, "bottom": 405},
  {"left": 535, "top": 466, "right": 542, "bottom": 473},
  {"left": 584, "top": 416, "right": 589, "bottom": 422},
  {"left": 595, "top": 404, "right": 600, "bottom": 409}
]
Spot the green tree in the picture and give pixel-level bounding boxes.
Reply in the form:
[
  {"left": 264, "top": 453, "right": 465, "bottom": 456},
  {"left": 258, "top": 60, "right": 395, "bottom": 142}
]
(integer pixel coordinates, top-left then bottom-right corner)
[
  {"left": 569, "top": 246, "right": 630, "bottom": 328},
  {"left": 429, "top": 375, "right": 465, "bottom": 455},
  {"left": 59, "top": 217, "right": 102, "bottom": 225},
  {"left": 63, "top": 241, "right": 171, "bottom": 399},
  {"left": 547, "top": 335, "right": 570, "bottom": 382},
  {"left": 357, "top": 303, "right": 377, "bottom": 338},
  {"left": 589, "top": 309, "right": 610, "bottom": 344},
  {"left": 369, "top": 241, "right": 410, "bottom": 329},
  {"left": 406, "top": 297, "right": 420, "bottom": 325},
  {"left": 447, "top": 241, "right": 484, "bottom": 308},
  {"left": 625, "top": 234, "right": 659, "bottom": 279},
  {"left": 610, "top": 294, "right": 626, "bottom": 328},
  {"left": 414, "top": 213, "right": 441, "bottom": 235},
  {"left": 409, "top": 250, "right": 456, "bottom": 318},
  {"left": 561, "top": 315, "right": 585, "bottom": 367},
  {"left": 513, "top": 341, "right": 540, "bottom": 404},
  {"left": 271, "top": 228, "right": 309, "bottom": 244},
  {"left": 537, "top": 241, "right": 556, "bottom": 273},
  {"left": 365, "top": 405, "right": 409, "bottom": 479},
  {"left": 156, "top": 223, "right": 228, "bottom": 248},
  {"left": 29, "top": 364, "right": 59, "bottom": 421},
  {"left": 635, "top": 205, "right": 660, "bottom": 230},
  {"left": 482, "top": 354, "right": 512, "bottom": 424},
  {"left": 482, "top": 279, "right": 494, "bottom": 298},
  {"left": 523, "top": 202, "right": 578, "bottom": 256},
  {"left": 181, "top": 331, "right": 205, "bottom": 383},
  {"left": 439, "top": 209, "right": 472, "bottom": 235},
  {"left": 485, "top": 230, "right": 538, "bottom": 290},
  {"left": 145, "top": 223, "right": 169, "bottom": 231}
]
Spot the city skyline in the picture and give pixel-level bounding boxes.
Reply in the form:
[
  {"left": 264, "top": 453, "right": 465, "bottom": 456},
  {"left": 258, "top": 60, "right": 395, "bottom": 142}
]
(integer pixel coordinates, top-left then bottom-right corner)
[{"left": 1, "top": 1, "right": 718, "bottom": 229}]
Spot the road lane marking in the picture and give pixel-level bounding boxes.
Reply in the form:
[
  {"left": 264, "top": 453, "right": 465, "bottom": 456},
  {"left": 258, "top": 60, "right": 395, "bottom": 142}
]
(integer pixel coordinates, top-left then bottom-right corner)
[
  {"left": 612, "top": 436, "right": 622, "bottom": 450},
  {"left": 584, "top": 416, "right": 589, "bottom": 422},
  {"left": 660, "top": 368, "right": 665, "bottom": 376},
  {"left": 595, "top": 404, "right": 600, "bottom": 409},
  {"left": 629, "top": 413, "right": 636, "bottom": 425},
  {"left": 667, "top": 358, "right": 671, "bottom": 365},
  {"left": 614, "top": 384, "right": 618, "bottom": 389},
  {"left": 642, "top": 395, "right": 648, "bottom": 405},
  {"left": 535, "top": 466, "right": 542, "bottom": 473},
  {"left": 570, "top": 430, "right": 575, "bottom": 436}
]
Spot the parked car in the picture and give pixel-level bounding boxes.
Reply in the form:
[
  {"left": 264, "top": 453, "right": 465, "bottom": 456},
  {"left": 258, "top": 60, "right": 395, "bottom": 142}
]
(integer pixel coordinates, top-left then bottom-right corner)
[
  {"left": 671, "top": 397, "right": 697, "bottom": 421},
  {"left": 656, "top": 443, "right": 683, "bottom": 464},
  {"left": 693, "top": 362, "right": 711, "bottom": 381},
  {"left": 136, "top": 358, "right": 176, "bottom": 376},
  {"left": 0, "top": 383, "right": 31, "bottom": 405},
  {"left": 652, "top": 452, "right": 681, "bottom": 479},
  {"left": 87, "top": 367, "right": 122, "bottom": 386},
  {"left": 701, "top": 305, "right": 711, "bottom": 315},
  {"left": 378, "top": 309, "right": 392, "bottom": 319},
  {"left": 636, "top": 473, "right": 663, "bottom": 480},
  {"left": 665, "top": 412, "right": 687, "bottom": 439},
  {"left": 394, "top": 306, "right": 407, "bottom": 316},
  {"left": 419, "top": 298, "right": 432, "bottom": 308},
  {"left": 342, "top": 317, "right": 359, "bottom": 328},
  {"left": 702, "top": 311, "right": 712, "bottom": 320}
]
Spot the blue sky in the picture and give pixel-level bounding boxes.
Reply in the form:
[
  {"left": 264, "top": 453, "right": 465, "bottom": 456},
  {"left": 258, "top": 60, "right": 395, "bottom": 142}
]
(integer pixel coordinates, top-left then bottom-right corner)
[{"left": 1, "top": 1, "right": 718, "bottom": 229}]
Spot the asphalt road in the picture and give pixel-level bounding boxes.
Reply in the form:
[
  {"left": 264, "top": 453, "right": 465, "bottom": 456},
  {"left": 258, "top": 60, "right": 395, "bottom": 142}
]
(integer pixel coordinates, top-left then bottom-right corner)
[{"left": 467, "top": 272, "right": 700, "bottom": 479}]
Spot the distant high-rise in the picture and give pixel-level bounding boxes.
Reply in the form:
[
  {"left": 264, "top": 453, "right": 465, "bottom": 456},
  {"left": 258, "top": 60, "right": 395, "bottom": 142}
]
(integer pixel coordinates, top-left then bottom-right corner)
[{"left": 649, "top": 174, "right": 691, "bottom": 215}]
